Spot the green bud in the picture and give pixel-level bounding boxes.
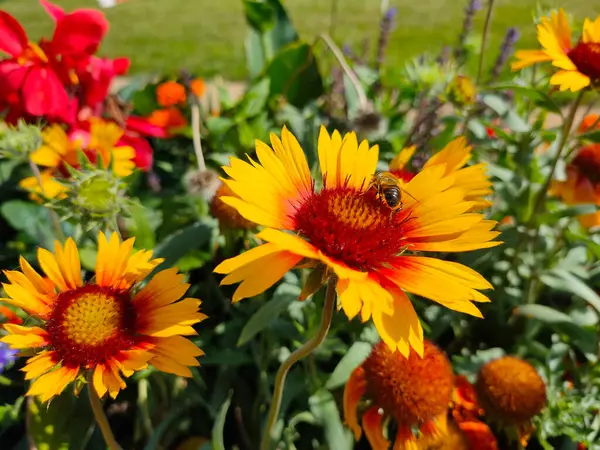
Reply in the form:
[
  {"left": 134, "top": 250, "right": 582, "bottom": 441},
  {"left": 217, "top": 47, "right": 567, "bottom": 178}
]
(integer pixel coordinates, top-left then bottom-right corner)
[
  {"left": 74, "top": 171, "right": 120, "bottom": 216},
  {"left": 0, "top": 120, "right": 43, "bottom": 160}
]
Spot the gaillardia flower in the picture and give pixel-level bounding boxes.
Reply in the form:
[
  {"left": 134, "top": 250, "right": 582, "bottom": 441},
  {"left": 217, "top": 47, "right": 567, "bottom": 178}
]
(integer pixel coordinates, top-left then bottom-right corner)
[
  {"left": 551, "top": 143, "right": 600, "bottom": 228},
  {"left": 512, "top": 9, "right": 600, "bottom": 91},
  {"left": 475, "top": 356, "right": 546, "bottom": 426},
  {"left": 344, "top": 340, "right": 454, "bottom": 449},
  {"left": 0, "top": 232, "right": 206, "bottom": 402},
  {"left": 389, "top": 137, "right": 492, "bottom": 211},
  {"left": 214, "top": 126, "right": 500, "bottom": 355},
  {"left": 20, "top": 119, "right": 135, "bottom": 200}
]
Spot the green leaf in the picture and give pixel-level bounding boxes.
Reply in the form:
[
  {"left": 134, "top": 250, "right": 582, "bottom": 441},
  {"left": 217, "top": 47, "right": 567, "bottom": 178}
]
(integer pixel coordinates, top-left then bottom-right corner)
[
  {"left": 308, "top": 390, "right": 353, "bottom": 450},
  {"left": 153, "top": 219, "right": 217, "bottom": 273},
  {"left": 325, "top": 341, "right": 372, "bottom": 390},
  {"left": 236, "top": 78, "right": 271, "bottom": 119},
  {"left": 206, "top": 116, "right": 235, "bottom": 137},
  {"left": 514, "top": 304, "right": 574, "bottom": 324},
  {"left": 487, "top": 83, "right": 562, "bottom": 114},
  {"left": 547, "top": 269, "right": 600, "bottom": 313},
  {"left": 211, "top": 392, "right": 232, "bottom": 450},
  {"left": 127, "top": 202, "right": 158, "bottom": 249},
  {"left": 132, "top": 84, "right": 160, "bottom": 116},
  {"left": 482, "top": 94, "right": 509, "bottom": 116},
  {"left": 201, "top": 349, "right": 253, "bottom": 366},
  {"left": 28, "top": 389, "right": 95, "bottom": 450},
  {"left": 265, "top": 42, "right": 324, "bottom": 108},
  {"left": 237, "top": 283, "right": 300, "bottom": 346},
  {"left": 243, "top": 0, "right": 276, "bottom": 32},
  {"left": 1, "top": 200, "right": 55, "bottom": 247},
  {"left": 581, "top": 130, "right": 600, "bottom": 143}
]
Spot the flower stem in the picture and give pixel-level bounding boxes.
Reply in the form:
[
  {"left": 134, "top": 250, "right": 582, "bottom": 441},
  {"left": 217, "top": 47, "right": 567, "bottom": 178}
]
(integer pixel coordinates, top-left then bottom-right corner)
[
  {"left": 259, "top": 276, "right": 337, "bottom": 450},
  {"left": 87, "top": 380, "right": 122, "bottom": 450},
  {"left": 191, "top": 102, "right": 207, "bottom": 172},
  {"left": 528, "top": 89, "right": 585, "bottom": 222},
  {"left": 476, "top": 0, "right": 495, "bottom": 85}
]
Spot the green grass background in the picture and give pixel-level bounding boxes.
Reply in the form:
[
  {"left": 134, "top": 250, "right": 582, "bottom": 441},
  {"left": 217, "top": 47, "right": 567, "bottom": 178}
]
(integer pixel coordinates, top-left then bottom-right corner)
[{"left": 3, "top": 0, "right": 599, "bottom": 80}]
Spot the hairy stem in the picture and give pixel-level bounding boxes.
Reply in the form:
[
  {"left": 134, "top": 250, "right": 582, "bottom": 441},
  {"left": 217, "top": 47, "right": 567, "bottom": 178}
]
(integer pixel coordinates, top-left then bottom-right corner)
[
  {"left": 87, "top": 379, "right": 122, "bottom": 450},
  {"left": 259, "top": 277, "right": 337, "bottom": 450}
]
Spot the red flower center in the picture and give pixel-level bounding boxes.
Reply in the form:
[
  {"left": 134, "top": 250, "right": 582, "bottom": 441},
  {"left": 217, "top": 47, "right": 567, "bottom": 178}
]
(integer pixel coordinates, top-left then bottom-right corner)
[
  {"left": 389, "top": 169, "right": 415, "bottom": 183},
  {"left": 45, "top": 284, "right": 142, "bottom": 368},
  {"left": 571, "top": 144, "right": 600, "bottom": 185},
  {"left": 292, "top": 186, "right": 411, "bottom": 271},
  {"left": 568, "top": 41, "right": 600, "bottom": 80},
  {"left": 362, "top": 341, "right": 453, "bottom": 426}
]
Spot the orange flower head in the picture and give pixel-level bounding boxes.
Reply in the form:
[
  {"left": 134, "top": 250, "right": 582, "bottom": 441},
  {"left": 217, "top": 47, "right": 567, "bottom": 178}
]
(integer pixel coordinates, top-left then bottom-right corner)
[
  {"left": 551, "top": 143, "right": 600, "bottom": 227},
  {"left": 417, "top": 420, "right": 469, "bottom": 450},
  {"left": 191, "top": 78, "right": 206, "bottom": 97},
  {"left": 147, "top": 107, "right": 187, "bottom": 130},
  {"left": 156, "top": 81, "right": 187, "bottom": 107},
  {"left": 579, "top": 114, "right": 600, "bottom": 133},
  {"left": 475, "top": 356, "right": 546, "bottom": 425},
  {"left": 210, "top": 183, "right": 256, "bottom": 230},
  {"left": 458, "top": 420, "right": 498, "bottom": 450},
  {"left": 344, "top": 340, "right": 453, "bottom": 449},
  {"left": 0, "top": 232, "right": 207, "bottom": 402},
  {"left": 512, "top": 10, "right": 600, "bottom": 91},
  {"left": 214, "top": 127, "right": 500, "bottom": 357}
]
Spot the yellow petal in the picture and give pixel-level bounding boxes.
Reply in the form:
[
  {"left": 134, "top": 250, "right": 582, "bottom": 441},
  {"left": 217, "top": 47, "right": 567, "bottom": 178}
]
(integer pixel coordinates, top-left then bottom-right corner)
[
  {"left": 150, "top": 355, "right": 193, "bottom": 377},
  {"left": 93, "top": 364, "right": 108, "bottom": 398},
  {"left": 550, "top": 70, "right": 591, "bottom": 92},
  {"left": 53, "top": 238, "right": 83, "bottom": 290},
  {"left": 23, "top": 351, "right": 57, "bottom": 380},
  {"left": 511, "top": 50, "right": 552, "bottom": 71},
  {"left": 133, "top": 268, "right": 189, "bottom": 311},
  {"left": 37, "top": 247, "right": 68, "bottom": 292},
  {"left": 390, "top": 146, "right": 417, "bottom": 171}
]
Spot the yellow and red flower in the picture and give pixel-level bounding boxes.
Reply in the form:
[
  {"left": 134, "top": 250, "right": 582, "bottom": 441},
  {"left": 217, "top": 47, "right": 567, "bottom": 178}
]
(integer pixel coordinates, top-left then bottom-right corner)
[
  {"left": 475, "top": 356, "right": 546, "bottom": 446},
  {"left": 156, "top": 81, "right": 187, "bottom": 107},
  {"left": 344, "top": 340, "right": 453, "bottom": 449},
  {"left": 20, "top": 119, "right": 136, "bottom": 200},
  {"left": 512, "top": 9, "right": 600, "bottom": 91},
  {"left": 214, "top": 126, "right": 500, "bottom": 356},
  {"left": 0, "top": 232, "right": 206, "bottom": 402},
  {"left": 389, "top": 137, "right": 492, "bottom": 211},
  {"left": 551, "top": 143, "right": 600, "bottom": 228},
  {"left": 416, "top": 420, "right": 469, "bottom": 450}
]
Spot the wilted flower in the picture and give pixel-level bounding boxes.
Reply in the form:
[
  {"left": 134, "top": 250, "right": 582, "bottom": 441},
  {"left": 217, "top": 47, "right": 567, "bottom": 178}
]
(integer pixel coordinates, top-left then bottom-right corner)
[
  {"left": 210, "top": 183, "right": 256, "bottom": 231},
  {"left": 157, "top": 81, "right": 187, "bottom": 107},
  {"left": 0, "top": 232, "right": 206, "bottom": 402},
  {"left": 551, "top": 143, "right": 600, "bottom": 228},
  {"left": 344, "top": 340, "right": 454, "bottom": 448},
  {"left": 214, "top": 126, "right": 500, "bottom": 355},
  {"left": 512, "top": 9, "right": 600, "bottom": 91},
  {"left": 475, "top": 356, "right": 547, "bottom": 426}
]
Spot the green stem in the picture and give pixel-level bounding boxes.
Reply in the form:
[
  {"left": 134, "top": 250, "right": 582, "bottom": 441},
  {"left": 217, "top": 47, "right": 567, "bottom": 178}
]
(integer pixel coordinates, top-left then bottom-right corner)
[
  {"left": 476, "top": 0, "right": 495, "bottom": 85},
  {"left": 259, "top": 277, "right": 337, "bottom": 450},
  {"left": 510, "top": 90, "right": 585, "bottom": 266},
  {"left": 87, "top": 378, "right": 122, "bottom": 450}
]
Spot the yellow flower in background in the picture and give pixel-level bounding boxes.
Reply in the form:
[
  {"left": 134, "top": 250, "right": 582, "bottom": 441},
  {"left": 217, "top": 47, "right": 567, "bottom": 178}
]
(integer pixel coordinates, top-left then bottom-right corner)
[
  {"left": 512, "top": 9, "right": 600, "bottom": 91},
  {"left": 389, "top": 137, "right": 493, "bottom": 211},
  {"left": 20, "top": 119, "right": 135, "bottom": 200},
  {"left": 343, "top": 340, "right": 454, "bottom": 449},
  {"left": 0, "top": 232, "right": 206, "bottom": 402},
  {"left": 214, "top": 126, "right": 500, "bottom": 357}
]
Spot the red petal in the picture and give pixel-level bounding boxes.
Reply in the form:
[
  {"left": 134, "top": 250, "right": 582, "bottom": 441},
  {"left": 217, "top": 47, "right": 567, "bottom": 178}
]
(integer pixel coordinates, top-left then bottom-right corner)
[
  {"left": 126, "top": 115, "right": 168, "bottom": 138},
  {"left": 362, "top": 406, "right": 390, "bottom": 450},
  {"left": 120, "top": 134, "right": 153, "bottom": 171},
  {"left": 0, "top": 11, "right": 28, "bottom": 57},
  {"left": 113, "top": 57, "right": 130, "bottom": 75},
  {"left": 39, "top": 0, "right": 66, "bottom": 21},
  {"left": 22, "top": 66, "right": 69, "bottom": 117},
  {"left": 52, "top": 10, "right": 108, "bottom": 56}
]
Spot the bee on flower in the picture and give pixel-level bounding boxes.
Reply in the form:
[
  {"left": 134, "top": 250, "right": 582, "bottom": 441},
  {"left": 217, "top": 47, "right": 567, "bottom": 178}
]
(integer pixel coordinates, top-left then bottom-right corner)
[
  {"left": 214, "top": 126, "right": 500, "bottom": 356},
  {"left": 0, "top": 232, "right": 206, "bottom": 402}
]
